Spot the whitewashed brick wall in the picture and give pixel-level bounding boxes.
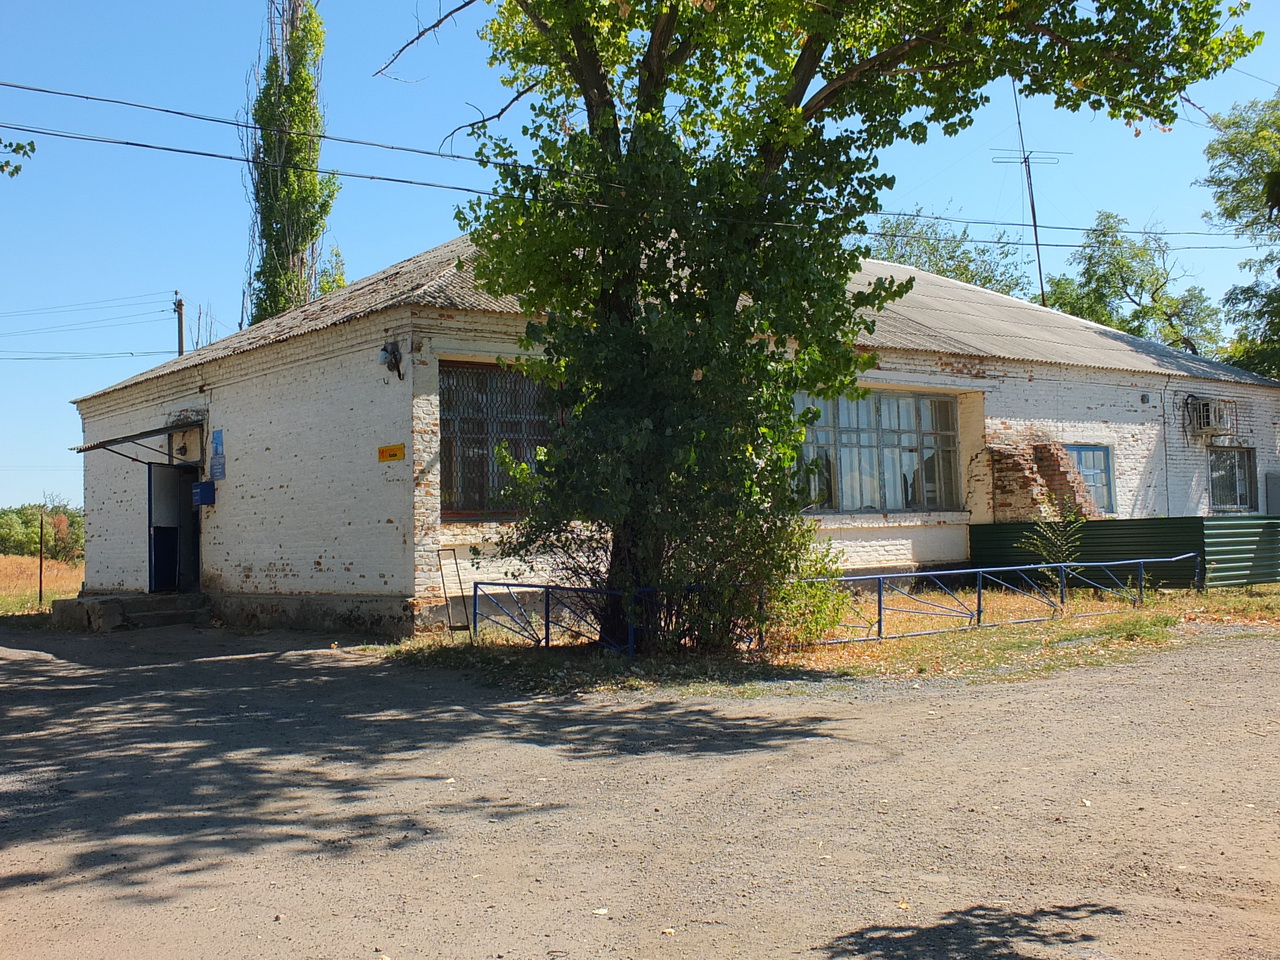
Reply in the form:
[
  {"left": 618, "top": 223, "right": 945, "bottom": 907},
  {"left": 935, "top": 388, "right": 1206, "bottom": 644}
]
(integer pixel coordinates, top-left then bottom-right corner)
[
  {"left": 77, "top": 303, "right": 1280, "bottom": 611},
  {"left": 79, "top": 315, "right": 417, "bottom": 598}
]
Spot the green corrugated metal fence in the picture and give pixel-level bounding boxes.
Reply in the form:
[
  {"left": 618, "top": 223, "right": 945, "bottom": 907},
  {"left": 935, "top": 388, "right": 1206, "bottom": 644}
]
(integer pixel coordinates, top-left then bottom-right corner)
[
  {"left": 970, "top": 518, "right": 1204, "bottom": 588},
  {"left": 1203, "top": 516, "right": 1280, "bottom": 587},
  {"left": 970, "top": 516, "right": 1280, "bottom": 589}
]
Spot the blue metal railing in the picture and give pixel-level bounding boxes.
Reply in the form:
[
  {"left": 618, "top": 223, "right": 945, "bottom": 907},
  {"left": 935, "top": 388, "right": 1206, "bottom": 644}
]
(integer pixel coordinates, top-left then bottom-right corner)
[
  {"left": 472, "top": 581, "right": 634, "bottom": 655},
  {"left": 822, "top": 553, "right": 1200, "bottom": 642},
  {"left": 471, "top": 553, "right": 1201, "bottom": 653}
]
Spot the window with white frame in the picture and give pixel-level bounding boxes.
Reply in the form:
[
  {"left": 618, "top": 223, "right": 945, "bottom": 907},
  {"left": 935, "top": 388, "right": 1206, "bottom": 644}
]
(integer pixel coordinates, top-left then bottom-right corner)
[
  {"left": 796, "top": 391, "right": 960, "bottom": 513},
  {"left": 1064, "top": 444, "right": 1114, "bottom": 513},
  {"left": 1209, "top": 446, "right": 1258, "bottom": 512},
  {"left": 439, "top": 361, "right": 551, "bottom": 516}
]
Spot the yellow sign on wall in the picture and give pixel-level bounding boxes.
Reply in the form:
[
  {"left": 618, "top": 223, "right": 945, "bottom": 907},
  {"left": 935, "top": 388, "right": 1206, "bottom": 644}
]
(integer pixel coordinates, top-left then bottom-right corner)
[{"left": 378, "top": 443, "right": 406, "bottom": 462}]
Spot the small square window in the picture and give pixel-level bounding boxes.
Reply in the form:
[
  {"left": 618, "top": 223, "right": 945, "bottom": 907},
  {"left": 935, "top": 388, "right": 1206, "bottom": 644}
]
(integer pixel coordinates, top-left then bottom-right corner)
[{"left": 1064, "top": 444, "right": 1114, "bottom": 513}]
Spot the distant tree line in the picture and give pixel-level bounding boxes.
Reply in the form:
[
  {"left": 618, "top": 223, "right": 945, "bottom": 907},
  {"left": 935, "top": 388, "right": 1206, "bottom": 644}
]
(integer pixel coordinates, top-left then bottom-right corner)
[{"left": 0, "top": 499, "right": 84, "bottom": 563}]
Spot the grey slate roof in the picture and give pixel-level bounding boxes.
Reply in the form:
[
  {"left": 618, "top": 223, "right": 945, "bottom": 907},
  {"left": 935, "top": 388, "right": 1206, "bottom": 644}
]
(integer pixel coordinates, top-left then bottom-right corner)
[
  {"left": 852, "top": 258, "right": 1280, "bottom": 387},
  {"left": 78, "top": 236, "right": 1278, "bottom": 403},
  {"left": 77, "top": 235, "right": 520, "bottom": 403}
]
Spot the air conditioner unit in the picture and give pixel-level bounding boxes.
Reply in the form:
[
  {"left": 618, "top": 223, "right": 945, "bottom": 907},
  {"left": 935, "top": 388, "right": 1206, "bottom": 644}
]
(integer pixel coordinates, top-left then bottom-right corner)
[{"left": 1188, "top": 398, "right": 1234, "bottom": 436}]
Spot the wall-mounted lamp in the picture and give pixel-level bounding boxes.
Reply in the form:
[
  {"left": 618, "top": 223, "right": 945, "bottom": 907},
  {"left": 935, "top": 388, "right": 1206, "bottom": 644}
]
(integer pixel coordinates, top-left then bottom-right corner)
[
  {"left": 1140, "top": 393, "right": 1150, "bottom": 405},
  {"left": 379, "top": 341, "right": 405, "bottom": 381}
]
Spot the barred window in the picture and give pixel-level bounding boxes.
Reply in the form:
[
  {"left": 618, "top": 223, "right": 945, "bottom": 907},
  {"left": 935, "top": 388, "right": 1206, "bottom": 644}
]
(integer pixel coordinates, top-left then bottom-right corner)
[
  {"left": 1209, "top": 447, "right": 1257, "bottom": 512},
  {"left": 439, "top": 362, "right": 551, "bottom": 516},
  {"left": 797, "top": 391, "right": 960, "bottom": 513}
]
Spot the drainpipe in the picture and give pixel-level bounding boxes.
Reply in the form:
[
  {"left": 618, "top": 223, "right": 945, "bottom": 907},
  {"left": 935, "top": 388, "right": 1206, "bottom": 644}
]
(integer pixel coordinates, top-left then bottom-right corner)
[{"left": 1161, "top": 374, "right": 1174, "bottom": 517}]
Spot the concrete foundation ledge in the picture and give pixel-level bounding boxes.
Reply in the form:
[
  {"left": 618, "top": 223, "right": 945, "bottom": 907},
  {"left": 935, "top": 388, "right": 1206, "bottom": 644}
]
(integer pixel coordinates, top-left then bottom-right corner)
[{"left": 209, "top": 593, "right": 416, "bottom": 638}]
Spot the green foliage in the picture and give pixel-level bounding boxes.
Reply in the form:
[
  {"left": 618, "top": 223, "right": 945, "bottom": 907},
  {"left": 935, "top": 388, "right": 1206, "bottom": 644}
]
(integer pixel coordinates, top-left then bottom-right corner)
[
  {"left": 867, "top": 206, "right": 1032, "bottom": 297},
  {"left": 1044, "top": 210, "right": 1225, "bottom": 354},
  {"left": 1200, "top": 91, "right": 1280, "bottom": 376},
  {"left": 247, "top": 0, "right": 339, "bottom": 325},
  {"left": 438, "top": 0, "right": 1253, "bottom": 654},
  {"left": 316, "top": 244, "right": 346, "bottom": 295},
  {"left": 1, "top": 140, "right": 34, "bottom": 178},
  {"left": 1220, "top": 279, "right": 1280, "bottom": 377},
  {"left": 764, "top": 535, "right": 851, "bottom": 649},
  {"left": 1016, "top": 501, "right": 1086, "bottom": 568},
  {"left": 0, "top": 499, "right": 84, "bottom": 562}
]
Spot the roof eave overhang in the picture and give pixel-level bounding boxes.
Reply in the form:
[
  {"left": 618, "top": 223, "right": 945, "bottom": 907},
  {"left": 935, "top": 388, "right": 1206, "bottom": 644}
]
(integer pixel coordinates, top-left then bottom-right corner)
[{"left": 72, "top": 417, "right": 206, "bottom": 454}]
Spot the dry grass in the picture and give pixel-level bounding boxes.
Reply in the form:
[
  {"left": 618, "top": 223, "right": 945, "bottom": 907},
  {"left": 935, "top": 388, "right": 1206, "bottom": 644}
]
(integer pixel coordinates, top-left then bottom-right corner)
[
  {"left": 0, "top": 554, "right": 84, "bottom": 615},
  {"left": 383, "top": 583, "right": 1280, "bottom": 696}
]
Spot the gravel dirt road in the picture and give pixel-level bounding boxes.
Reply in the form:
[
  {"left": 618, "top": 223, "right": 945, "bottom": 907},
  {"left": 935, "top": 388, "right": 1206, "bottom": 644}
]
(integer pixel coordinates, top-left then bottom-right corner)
[{"left": 1, "top": 624, "right": 1277, "bottom": 960}]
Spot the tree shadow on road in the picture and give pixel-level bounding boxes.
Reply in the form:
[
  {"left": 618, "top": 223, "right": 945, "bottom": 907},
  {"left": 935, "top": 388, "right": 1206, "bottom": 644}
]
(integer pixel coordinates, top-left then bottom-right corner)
[
  {"left": 818, "top": 902, "right": 1124, "bottom": 959},
  {"left": 0, "top": 625, "right": 848, "bottom": 900}
]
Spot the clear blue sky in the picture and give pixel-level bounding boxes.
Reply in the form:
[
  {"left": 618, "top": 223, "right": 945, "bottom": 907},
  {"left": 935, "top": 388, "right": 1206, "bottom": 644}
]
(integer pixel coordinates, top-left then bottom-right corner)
[{"left": 2, "top": 2, "right": 1277, "bottom": 508}]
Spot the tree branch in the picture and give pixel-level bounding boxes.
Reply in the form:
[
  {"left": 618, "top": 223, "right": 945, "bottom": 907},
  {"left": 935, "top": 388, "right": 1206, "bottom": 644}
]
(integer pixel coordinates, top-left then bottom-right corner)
[
  {"left": 439, "top": 82, "right": 539, "bottom": 149},
  {"left": 784, "top": 33, "right": 830, "bottom": 111},
  {"left": 565, "top": 20, "right": 621, "bottom": 149},
  {"left": 882, "top": 58, "right": 974, "bottom": 79},
  {"left": 636, "top": 9, "right": 681, "bottom": 117},
  {"left": 375, "top": 0, "right": 482, "bottom": 77},
  {"left": 1025, "top": 23, "right": 1134, "bottom": 66},
  {"left": 800, "top": 26, "right": 949, "bottom": 123}
]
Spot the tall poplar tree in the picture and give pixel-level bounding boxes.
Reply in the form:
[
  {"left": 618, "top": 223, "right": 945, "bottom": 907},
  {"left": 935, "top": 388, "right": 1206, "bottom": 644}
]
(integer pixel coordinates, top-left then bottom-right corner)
[
  {"left": 246, "top": 0, "right": 340, "bottom": 326},
  {"left": 395, "top": 1, "right": 1257, "bottom": 650}
]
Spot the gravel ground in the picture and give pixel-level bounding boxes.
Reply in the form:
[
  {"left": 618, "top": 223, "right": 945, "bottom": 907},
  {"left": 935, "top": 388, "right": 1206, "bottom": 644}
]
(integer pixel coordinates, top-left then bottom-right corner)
[{"left": 1, "top": 623, "right": 1277, "bottom": 960}]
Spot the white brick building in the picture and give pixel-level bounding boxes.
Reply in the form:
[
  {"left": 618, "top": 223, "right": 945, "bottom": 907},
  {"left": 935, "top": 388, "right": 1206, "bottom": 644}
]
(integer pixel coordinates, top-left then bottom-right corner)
[{"left": 70, "top": 237, "right": 1280, "bottom": 635}]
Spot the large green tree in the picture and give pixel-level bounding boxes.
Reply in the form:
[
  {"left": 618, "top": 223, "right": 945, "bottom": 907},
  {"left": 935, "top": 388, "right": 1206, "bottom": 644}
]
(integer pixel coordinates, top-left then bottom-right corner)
[
  {"left": 1045, "top": 210, "right": 1225, "bottom": 354},
  {"left": 868, "top": 207, "right": 1032, "bottom": 297},
  {"left": 1200, "top": 91, "right": 1280, "bottom": 377},
  {"left": 403, "top": 1, "right": 1255, "bottom": 650},
  {"left": 246, "top": 0, "right": 340, "bottom": 326}
]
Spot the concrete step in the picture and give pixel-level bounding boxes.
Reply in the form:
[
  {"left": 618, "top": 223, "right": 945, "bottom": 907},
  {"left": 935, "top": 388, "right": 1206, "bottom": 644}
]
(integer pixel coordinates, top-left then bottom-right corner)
[
  {"left": 51, "top": 593, "right": 210, "bottom": 633},
  {"left": 127, "top": 608, "right": 211, "bottom": 630},
  {"left": 117, "top": 593, "right": 207, "bottom": 615}
]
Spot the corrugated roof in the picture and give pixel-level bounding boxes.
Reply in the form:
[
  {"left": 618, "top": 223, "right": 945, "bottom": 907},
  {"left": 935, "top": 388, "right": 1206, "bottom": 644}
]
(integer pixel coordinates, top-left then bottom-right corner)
[
  {"left": 76, "top": 236, "right": 521, "bottom": 403},
  {"left": 78, "top": 237, "right": 1279, "bottom": 404},
  {"left": 852, "top": 259, "right": 1280, "bottom": 387}
]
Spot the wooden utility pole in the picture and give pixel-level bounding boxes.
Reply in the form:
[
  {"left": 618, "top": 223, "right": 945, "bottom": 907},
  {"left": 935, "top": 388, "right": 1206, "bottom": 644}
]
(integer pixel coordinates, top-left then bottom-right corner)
[
  {"left": 175, "top": 290, "right": 185, "bottom": 356},
  {"left": 38, "top": 512, "right": 45, "bottom": 606}
]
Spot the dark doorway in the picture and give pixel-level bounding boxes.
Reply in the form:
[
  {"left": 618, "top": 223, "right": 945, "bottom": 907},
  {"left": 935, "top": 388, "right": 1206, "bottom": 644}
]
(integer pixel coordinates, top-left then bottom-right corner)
[{"left": 149, "top": 463, "right": 200, "bottom": 593}]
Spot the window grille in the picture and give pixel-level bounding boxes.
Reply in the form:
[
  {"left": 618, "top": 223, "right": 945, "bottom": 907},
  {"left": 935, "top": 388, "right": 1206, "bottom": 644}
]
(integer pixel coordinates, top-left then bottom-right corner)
[
  {"left": 1189, "top": 398, "right": 1235, "bottom": 436},
  {"left": 439, "top": 362, "right": 551, "bottom": 515},
  {"left": 1209, "top": 446, "right": 1258, "bottom": 512}
]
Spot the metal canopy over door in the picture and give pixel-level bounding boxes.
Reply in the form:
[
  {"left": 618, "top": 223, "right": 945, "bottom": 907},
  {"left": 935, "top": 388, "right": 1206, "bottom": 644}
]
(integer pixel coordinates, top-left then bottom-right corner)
[{"left": 148, "top": 463, "right": 200, "bottom": 593}]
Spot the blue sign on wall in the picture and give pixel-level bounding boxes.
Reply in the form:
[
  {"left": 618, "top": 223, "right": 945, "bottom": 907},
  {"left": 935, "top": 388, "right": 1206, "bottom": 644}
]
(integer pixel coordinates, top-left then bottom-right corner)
[
  {"left": 192, "top": 481, "right": 216, "bottom": 506},
  {"left": 211, "top": 428, "right": 224, "bottom": 456},
  {"left": 209, "top": 454, "right": 226, "bottom": 480}
]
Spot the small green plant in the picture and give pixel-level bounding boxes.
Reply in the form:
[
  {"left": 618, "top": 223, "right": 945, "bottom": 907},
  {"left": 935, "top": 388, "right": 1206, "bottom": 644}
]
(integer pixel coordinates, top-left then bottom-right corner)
[{"left": 1017, "top": 497, "right": 1086, "bottom": 567}]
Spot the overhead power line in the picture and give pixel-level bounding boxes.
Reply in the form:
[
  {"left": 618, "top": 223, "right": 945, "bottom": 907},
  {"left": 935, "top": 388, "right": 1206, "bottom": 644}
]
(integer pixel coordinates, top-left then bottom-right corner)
[
  {"left": 0, "top": 350, "right": 176, "bottom": 361},
  {"left": 0, "top": 311, "right": 171, "bottom": 340},
  {"left": 0, "top": 292, "right": 171, "bottom": 318},
  {"left": 0, "top": 78, "right": 519, "bottom": 170},
  {"left": 1, "top": 78, "right": 1250, "bottom": 242},
  {"left": 3, "top": 120, "right": 1258, "bottom": 252},
  {"left": 871, "top": 210, "right": 1226, "bottom": 239}
]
